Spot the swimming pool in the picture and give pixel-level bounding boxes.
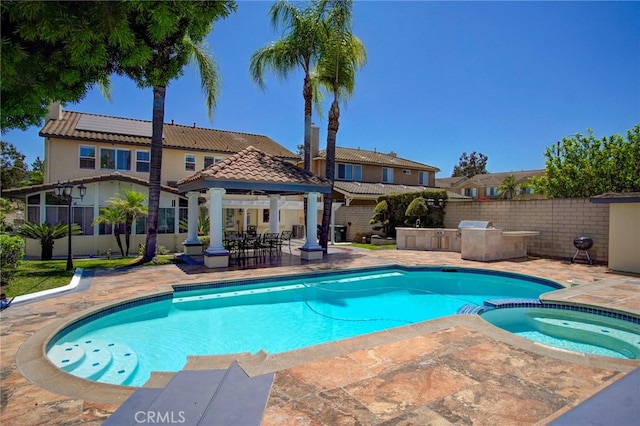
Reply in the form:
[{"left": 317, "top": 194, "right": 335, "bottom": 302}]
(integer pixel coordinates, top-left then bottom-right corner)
[
  {"left": 47, "top": 266, "right": 562, "bottom": 387},
  {"left": 480, "top": 304, "right": 640, "bottom": 359}
]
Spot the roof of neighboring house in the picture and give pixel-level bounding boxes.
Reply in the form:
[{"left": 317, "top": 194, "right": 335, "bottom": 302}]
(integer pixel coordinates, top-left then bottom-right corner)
[
  {"left": 177, "top": 146, "right": 332, "bottom": 195},
  {"left": 1, "top": 172, "right": 180, "bottom": 199},
  {"left": 437, "top": 169, "right": 545, "bottom": 188},
  {"left": 40, "top": 111, "right": 299, "bottom": 160},
  {"left": 590, "top": 192, "right": 640, "bottom": 203},
  {"left": 333, "top": 181, "right": 470, "bottom": 201},
  {"left": 315, "top": 147, "right": 440, "bottom": 171}
]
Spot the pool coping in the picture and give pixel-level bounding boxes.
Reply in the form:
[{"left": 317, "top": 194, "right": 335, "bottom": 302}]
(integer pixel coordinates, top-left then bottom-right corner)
[{"left": 15, "top": 266, "right": 640, "bottom": 406}]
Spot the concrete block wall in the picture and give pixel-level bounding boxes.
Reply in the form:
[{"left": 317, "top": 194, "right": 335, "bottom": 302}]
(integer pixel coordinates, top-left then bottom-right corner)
[{"left": 335, "top": 199, "right": 610, "bottom": 263}]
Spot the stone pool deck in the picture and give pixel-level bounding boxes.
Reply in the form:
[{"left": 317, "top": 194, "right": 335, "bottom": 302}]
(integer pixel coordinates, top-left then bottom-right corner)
[{"left": 1, "top": 246, "right": 639, "bottom": 425}]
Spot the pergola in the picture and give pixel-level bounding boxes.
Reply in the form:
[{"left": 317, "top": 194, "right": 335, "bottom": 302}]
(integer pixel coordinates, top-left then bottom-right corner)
[{"left": 177, "top": 146, "right": 333, "bottom": 268}]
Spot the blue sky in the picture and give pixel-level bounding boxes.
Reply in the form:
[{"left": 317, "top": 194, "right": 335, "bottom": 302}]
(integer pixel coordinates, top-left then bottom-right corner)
[{"left": 5, "top": 0, "right": 639, "bottom": 178}]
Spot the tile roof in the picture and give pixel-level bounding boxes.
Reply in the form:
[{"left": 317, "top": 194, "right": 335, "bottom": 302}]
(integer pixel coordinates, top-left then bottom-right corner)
[
  {"left": 177, "top": 146, "right": 331, "bottom": 195},
  {"left": 333, "top": 181, "right": 470, "bottom": 200},
  {"left": 40, "top": 111, "right": 299, "bottom": 159},
  {"left": 590, "top": 192, "right": 640, "bottom": 203},
  {"left": 316, "top": 147, "right": 439, "bottom": 171},
  {"left": 1, "top": 172, "right": 179, "bottom": 199}
]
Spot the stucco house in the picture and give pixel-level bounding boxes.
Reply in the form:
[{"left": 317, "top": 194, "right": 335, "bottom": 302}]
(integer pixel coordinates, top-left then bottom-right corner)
[
  {"left": 436, "top": 169, "right": 545, "bottom": 200},
  {"left": 3, "top": 104, "right": 312, "bottom": 258}
]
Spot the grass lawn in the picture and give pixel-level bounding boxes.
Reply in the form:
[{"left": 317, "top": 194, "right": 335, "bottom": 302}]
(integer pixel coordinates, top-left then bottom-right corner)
[
  {"left": 3, "top": 256, "right": 179, "bottom": 298},
  {"left": 348, "top": 243, "right": 397, "bottom": 250}
]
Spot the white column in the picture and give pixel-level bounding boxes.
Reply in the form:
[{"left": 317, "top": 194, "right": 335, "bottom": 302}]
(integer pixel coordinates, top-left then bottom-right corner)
[
  {"left": 184, "top": 191, "right": 200, "bottom": 244},
  {"left": 301, "top": 192, "right": 322, "bottom": 251},
  {"left": 242, "top": 208, "right": 248, "bottom": 232},
  {"left": 205, "top": 188, "right": 227, "bottom": 254},
  {"left": 269, "top": 195, "right": 279, "bottom": 233}
]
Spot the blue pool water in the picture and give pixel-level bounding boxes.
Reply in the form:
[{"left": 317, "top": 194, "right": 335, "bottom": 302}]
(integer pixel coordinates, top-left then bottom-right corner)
[
  {"left": 481, "top": 307, "right": 640, "bottom": 359},
  {"left": 47, "top": 267, "right": 562, "bottom": 386}
]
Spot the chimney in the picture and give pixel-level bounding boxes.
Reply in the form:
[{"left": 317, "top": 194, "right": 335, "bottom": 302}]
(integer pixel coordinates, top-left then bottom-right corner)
[
  {"left": 388, "top": 151, "right": 397, "bottom": 157},
  {"left": 310, "top": 124, "right": 320, "bottom": 158},
  {"left": 171, "top": 119, "right": 174, "bottom": 125},
  {"left": 46, "top": 102, "right": 62, "bottom": 121},
  {"left": 193, "top": 122, "right": 196, "bottom": 128}
]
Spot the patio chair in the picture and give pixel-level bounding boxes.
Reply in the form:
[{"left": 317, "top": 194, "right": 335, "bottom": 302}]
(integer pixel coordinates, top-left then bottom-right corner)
[
  {"left": 261, "top": 233, "right": 281, "bottom": 258},
  {"left": 279, "top": 230, "right": 292, "bottom": 254}
]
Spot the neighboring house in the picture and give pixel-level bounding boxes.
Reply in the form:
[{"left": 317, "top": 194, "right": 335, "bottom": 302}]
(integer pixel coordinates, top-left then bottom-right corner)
[
  {"left": 304, "top": 126, "right": 443, "bottom": 206},
  {"left": 3, "top": 105, "right": 306, "bottom": 257},
  {"left": 436, "top": 170, "right": 545, "bottom": 200}
]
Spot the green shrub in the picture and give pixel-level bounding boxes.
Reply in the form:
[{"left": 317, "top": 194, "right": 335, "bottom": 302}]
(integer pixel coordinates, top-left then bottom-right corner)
[{"left": 0, "top": 234, "right": 25, "bottom": 285}]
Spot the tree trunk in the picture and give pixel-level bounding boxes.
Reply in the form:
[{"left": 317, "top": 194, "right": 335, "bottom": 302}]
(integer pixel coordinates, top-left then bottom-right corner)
[
  {"left": 320, "top": 98, "right": 339, "bottom": 252},
  {"left": 41, "top": 240, "right": 54, "bottom": 261},
  {"left": 114, "top": 229, "right": 125, "bottom": 258},
  {"left": 302, "top": 73, "right": 313, "bottom": 172},
  {"left": 144, "top": 85, "right": 166, "bottom": 262},
  {"left": 124, "top": 215, "right": 132, "bottom": 257}
]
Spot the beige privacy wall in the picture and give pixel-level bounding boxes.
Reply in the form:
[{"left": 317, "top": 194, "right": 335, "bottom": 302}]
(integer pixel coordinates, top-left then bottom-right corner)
[{"left": 336, "top": 198, "right": 610, "bottom": 263}]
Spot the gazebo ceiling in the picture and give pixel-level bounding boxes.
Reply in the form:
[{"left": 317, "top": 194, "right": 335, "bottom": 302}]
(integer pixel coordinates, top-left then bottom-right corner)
[{"left": 177, "top": 146, "right": 332, "bottom": 195}]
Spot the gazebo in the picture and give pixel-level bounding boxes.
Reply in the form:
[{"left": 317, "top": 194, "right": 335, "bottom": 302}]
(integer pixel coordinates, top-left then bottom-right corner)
[{"left": 177, "top": 146, "right": 333, "bottom": 268}]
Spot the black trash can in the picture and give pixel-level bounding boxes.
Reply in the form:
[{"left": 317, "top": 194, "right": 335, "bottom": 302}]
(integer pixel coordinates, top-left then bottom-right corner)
[{"left": 334, "top": 225, "right": 347, "bottom": 242}]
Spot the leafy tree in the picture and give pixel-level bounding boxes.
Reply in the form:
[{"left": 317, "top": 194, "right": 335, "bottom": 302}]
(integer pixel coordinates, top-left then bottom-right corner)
[
  {"left": 16, "top": 222, "right": 81, "bottom": 260},
  {"left": 452, "top": 151, "right": 488, "bottom": 178},
  {"left": 1, "top": 141, "right": 28, "bottom": 189},
  {"left": 499, "top": 175, "right": 518, "bottom": 200},
  {"left": 1, "top": 1, "right": 126, "bottom": 131},
  {"left": 28, "top": 157, "right": 44, "bottom": 185},
  {"left": 111, "top": 1, "right": 235, "bottom": 262},
  {"left": 250, "top": 0, "right": 327, "bottom": 172},
  {"left": 370, "top": 190, "right": 448, "bottom": 237},
  {"left": 405, "top": 197, "right": 429, "bottom": 227},
  {"left": 92, "top": 206, "right": 126, "bottom": 258},
  {"left": 530, "top": 126, "right": 640, "bottom": 198},
  {"left": 0, "top": 234, "right": 24, "bottom": 286},
  {"left": 316, "top": 0, "right": 366, "bottom": 251},
  {"left": 369, "top": 200, "right": 391, "bottom": 236}
]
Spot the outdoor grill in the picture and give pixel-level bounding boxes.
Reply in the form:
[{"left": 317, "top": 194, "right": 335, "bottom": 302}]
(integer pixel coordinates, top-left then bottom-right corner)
[
  {"left": 457, "top": 220, "right": 493, "bottom": 236},
  {"left": 571, "top": 236, "right": 593, "bottom": 265}
]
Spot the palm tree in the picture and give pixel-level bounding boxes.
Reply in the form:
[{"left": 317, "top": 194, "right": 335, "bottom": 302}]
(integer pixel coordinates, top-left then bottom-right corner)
[
  {"left": 92, "top": 206, "right": 126, "bottom": 258},
  {"left": 499, "top": 175, "right": 518, "bottom": 200},
  {"left": 316, "top": 0, "right": 367, "bottom": 250},
  {"left": 16, "top": 222, "right": 81, "bottom": 260},
  {"left": 249, "top": 0, "right": 328, "bottom": 172},
  {"left": 109, "top": 190, "right": 147, "bottom": 256}
]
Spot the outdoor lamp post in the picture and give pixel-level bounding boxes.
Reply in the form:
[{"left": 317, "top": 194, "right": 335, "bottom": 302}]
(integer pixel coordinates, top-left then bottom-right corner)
[{"left": 54, "top": 181, "right": 86, "bottom": 271}]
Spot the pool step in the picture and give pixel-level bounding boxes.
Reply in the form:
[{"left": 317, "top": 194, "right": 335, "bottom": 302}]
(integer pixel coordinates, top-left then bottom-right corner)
[
  {"left": 48, "top": 339, "right": 139, "bottom": 385},
  {"left": 104, "top": 361, "right": 274, "bottom": 425}
]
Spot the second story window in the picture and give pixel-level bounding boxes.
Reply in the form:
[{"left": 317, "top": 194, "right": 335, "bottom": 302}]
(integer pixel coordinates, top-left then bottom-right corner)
[
  {"left": 204, "top": 156, "right": 224, "bottom": 168},
  {"left": 419, "top": 171, "right": 429, "bottom": 185},
  {"left": 100, "top": 148, "right": 131, "bottom": 171},
  {"left": 79, "top": 146, "right": 96, "bottom": 169},
  {"left": 382, "top": 167, "right": 394, "bottom": 183},
  {"left": 136, "top": 150, "right": 150, "bottom": 173},
  {"left": 336, "top": 163, "right": 362, "bottom": 181},
  {"left": 185, "top": 154, "right": 196, "bottom": 171}
]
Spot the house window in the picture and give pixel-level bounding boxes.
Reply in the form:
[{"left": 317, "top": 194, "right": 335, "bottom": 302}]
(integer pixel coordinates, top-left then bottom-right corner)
[
  {"left": 336, "top": 163, "right": 362, "bottom": 181},
  {"left": 100, "top": 148, "right": 131, "bottom": 170},
  {"left": 487, "top": 187, "right": 499, "bottom": 196},
  {"left": 46, "top": 205, "right": 94, "bottom": 235},
  {"left": 382, "top": 167, "right": 394, "bottom": 183},
  {"left": 185, "top": 154, "right": 196, "bottom": 171},
  {"left": 136, "top": 150, "right": 150, "bottom": 173},
  {"left": 204, "top": 156, "right": 223, "bottom": 168},
  {"left": 419, "top": 171, "right": 429, "bottom": 185},
  {"left": 27, "top": 206, "right": 39, "bottom": 223},
  {"left": 158, "top": 208, "right": 175, "bottom": 234},
  {"left": 135, "top": 216, "right": 146, "bottom": 235},
  {"left": 79, "top": 146, "right": 96, "bottom": 169},
  {"left": 464, "top": 188, "right": 477, "bottom": 197}
]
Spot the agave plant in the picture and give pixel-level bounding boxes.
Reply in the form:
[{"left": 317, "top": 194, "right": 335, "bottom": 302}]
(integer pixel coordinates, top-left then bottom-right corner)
[{"left": 16, "top": 222, "right": 81, "bottom": 260}]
